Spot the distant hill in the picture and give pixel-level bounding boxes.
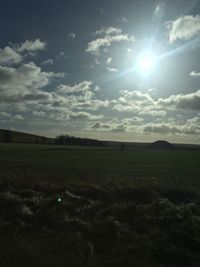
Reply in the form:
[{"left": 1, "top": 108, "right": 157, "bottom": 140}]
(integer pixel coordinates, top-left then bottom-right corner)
[
  {"left": 149, "top": 140, "right": 174, "bottom": 149},
  {"left": 0, "top": 129, "right": 106, "bottom": 147},
  {"left": 0, "top": 129, "right": 53, "bottom": 144},
  {"left": 1, "top": 128, "right": 200, "bottom": 149}
]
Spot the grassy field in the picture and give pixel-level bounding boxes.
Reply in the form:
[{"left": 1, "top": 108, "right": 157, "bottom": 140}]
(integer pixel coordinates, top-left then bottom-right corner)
[{"left": 0, "top": 143, "right": 200, "bottom": 266}]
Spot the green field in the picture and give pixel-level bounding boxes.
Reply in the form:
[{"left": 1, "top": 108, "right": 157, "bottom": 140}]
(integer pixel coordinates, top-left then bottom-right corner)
[
  {"left": 0, "top": 143, "right": 200, "bottom": 266},
  {"left": 1, "top": 142, "right": 200, "bottom": 187}
]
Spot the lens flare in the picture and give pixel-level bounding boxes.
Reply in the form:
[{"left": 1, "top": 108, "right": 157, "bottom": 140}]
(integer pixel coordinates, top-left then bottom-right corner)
[{"left": 138, "top": 53, "right": 156, "bottom": 72}]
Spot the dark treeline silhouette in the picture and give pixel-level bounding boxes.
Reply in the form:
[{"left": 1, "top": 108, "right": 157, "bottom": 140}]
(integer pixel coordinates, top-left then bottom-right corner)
[
  {"left": 0, "top": 129, "right": 52, "bottom": 144},
  {"left": 2, "top": 130, "right": 12, "bottom": 143},
  {"left": 55, "top": 135, "right": 107, "bottom": 147}
]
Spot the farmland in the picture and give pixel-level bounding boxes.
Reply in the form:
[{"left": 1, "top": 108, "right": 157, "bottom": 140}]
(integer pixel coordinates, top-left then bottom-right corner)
[{"left": 0, "top": 143, "right": 200, "bottom": 266}]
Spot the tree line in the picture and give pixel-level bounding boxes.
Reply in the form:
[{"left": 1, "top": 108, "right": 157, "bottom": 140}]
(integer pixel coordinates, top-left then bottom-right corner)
[{"left": 54, "top": 135, "right": 107, "bottom": 147}]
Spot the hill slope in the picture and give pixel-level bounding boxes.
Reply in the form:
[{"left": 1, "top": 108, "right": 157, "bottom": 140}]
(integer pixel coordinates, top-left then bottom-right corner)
[{"left": 0, "top": 129, "right": 53, "bottom": 144}]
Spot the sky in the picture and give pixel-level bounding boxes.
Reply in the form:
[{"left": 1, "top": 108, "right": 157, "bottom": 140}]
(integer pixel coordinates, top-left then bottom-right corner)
[{"left": 1, "top": 0, "right": 200, "bottom": 144}]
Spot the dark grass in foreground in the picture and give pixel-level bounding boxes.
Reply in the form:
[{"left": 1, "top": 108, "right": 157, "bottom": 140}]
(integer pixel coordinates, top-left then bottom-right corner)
[{"left": 0, "top": 143, "right": 200, "bottom": 266}]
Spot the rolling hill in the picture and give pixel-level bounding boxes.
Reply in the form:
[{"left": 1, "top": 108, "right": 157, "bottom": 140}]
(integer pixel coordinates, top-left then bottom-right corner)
[{"left": 0, "top": 129, "right": 53, "bottom": 144}]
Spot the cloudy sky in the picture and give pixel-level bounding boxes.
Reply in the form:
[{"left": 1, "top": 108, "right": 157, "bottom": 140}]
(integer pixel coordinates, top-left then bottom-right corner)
[{"left": 1, "top": 0, "right": 200, "bottom": 144}]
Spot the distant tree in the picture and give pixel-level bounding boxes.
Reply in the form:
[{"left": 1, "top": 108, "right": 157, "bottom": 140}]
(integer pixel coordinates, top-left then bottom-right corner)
[
  {"left": 120, "top": 143, "right": 125, "bottom": 150},
  {"left": 42, "top": 137, "right": 47, "bottom": 143},
  {"left": 55, "top": 135, "right": 68, "bottom": 145},
  {"left": 3, "top": 130, "right": 12, "bottom": 143},
  {"left": 54, "top": 135, "right": 107, "bottom": 147}
]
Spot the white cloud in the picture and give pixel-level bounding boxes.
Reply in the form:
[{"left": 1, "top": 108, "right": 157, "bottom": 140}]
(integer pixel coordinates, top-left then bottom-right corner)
[
  {"left": 86, "top": 34, "right": 134, "bottom": 55},
  {"left": 17, "top": 39, "right": 46, "bottom": 52},
  {"left": 117, "top": 16, "right": 128, "bottom": 23},
  {"left": 86, "top": 27, "right": 134, "bottom": 55},
  {"left": 95, "top": 27, "right": 122, "bottom": 36},
  {"left": 43, "top": 106, "right": 104, "bottom": 122},
  {"left": 0, "top": 41, "right": 108, "bottom": 124},
  {"left": 14, "top": 114, "right": 24, "bottom": 120},
  {"left": 106, "top": 57, "right": 112, "bottom": 65},
  {"left": 116, "top": 90, "right": 155, "bottom": 110},
  {"left": 41, "top": 59, "right": 54, "bottom": 66},
  {"left": 139, "top": 110, "right": 167, "bottom": 117},
  {"left": 113, "top": 89, "right": 200, "bottom": 113},
  {"left": 68, "top": 32, "right": 76, "bottom": 40},
  {"left": 154, "top": 2, "right": 165, "bottom": 19},
  {"left": 190, "top": 71, "right": 200, "bottom": 77},
  {"left": 167, "top": 15, "right": 200, "bottom": 43},
  {"left": 57, "top": 81, "right": 93, "bottom": 94},
  {"left": 69, "top": 111, "right": 103, "bottom": 121},
  {"left": 0, "top": 39, "right": 47, "bottom": 67},
  {"left": 107, "top": 67, "right": 119, "bottom": 72},
  {"left": 0, "top": 46, "right": 22, "bottom": 65}
]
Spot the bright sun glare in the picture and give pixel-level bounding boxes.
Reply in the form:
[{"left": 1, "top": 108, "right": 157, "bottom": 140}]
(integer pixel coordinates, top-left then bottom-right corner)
[{"left": 138, "top": 52, "right": 157, "bottom": 73}]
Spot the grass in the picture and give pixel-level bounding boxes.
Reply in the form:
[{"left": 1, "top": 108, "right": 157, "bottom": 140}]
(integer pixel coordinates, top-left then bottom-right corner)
[
  {"left": 0, "top": 143, "right": 200, "bottom": 266},
  {"left": 0, "top": 143, "right": 200, "bottom": 188}
]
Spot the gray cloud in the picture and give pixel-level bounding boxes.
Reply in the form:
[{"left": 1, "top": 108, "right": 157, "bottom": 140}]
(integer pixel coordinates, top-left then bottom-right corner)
[
  {"left": 139, "top": 110, "right": 167, "bottom": 117},
  {"left": 0, "top": 46, "right": 22, "bottom": 65},
  {"left": 32, "top": 110, "right": 46, "bottom": 117},
  {"left": 14, "top": 114, "right": 24, "bottom": 120},
  {"left": 117, "top": 16, "right": 128, "bottom": 23},
  {"left": 57, "top": 81, "right": 93, "bottom": 94},
  {"left": 0, "top": 111, "right": 12, "bottom": 119},
  {"left": 0, "top": 39, "right": 46, "bottom": 67},
  {"left": 0, "top": 60, "right": 67, "bottom": 110},
  {"left": 158, "top": 90, "right": 200, "bottom": 111},
  {"left": 143, "top": 122, "right": 199, "bottom": 136},
  {"left": 90, "top": 117, "right": 143, "bottom": 133},
  {"left": 113, "top": 90, "right": 155, "bottom": 113},
  {"left": 114, "top": 89, "right": 200, "bottom": 113},
  {"left": 0, "top": 62, "right": 53, "bottom": 102}
]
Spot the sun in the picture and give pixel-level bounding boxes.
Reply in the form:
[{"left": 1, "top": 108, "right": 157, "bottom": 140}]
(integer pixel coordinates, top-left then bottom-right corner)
[
  {"left": 139, "top": 56, "right": 154, "bottom": 70},
  {"left": 137, "top": 52, "right": 157, "bottom": 73}
]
